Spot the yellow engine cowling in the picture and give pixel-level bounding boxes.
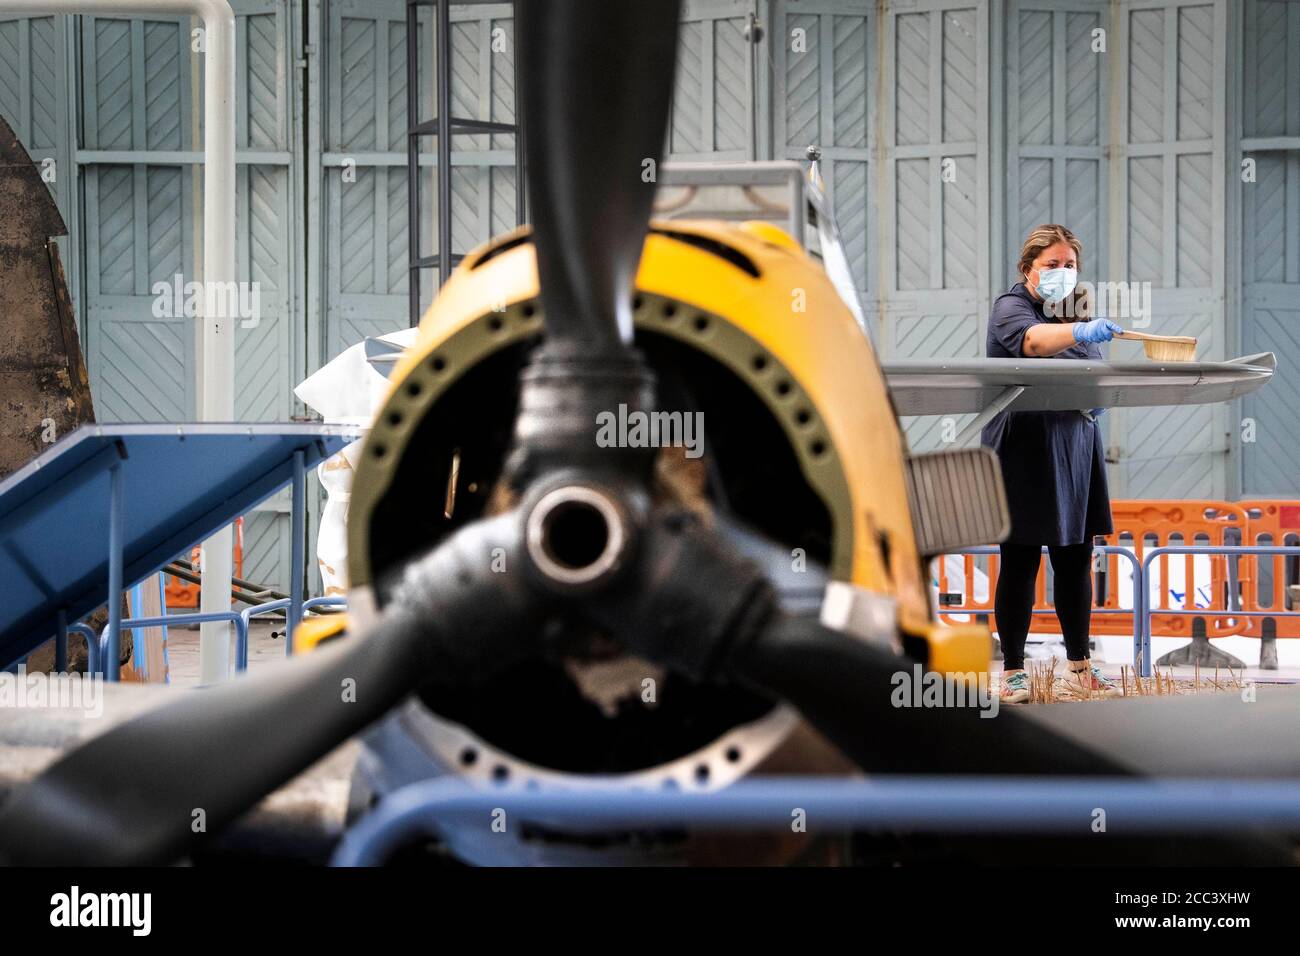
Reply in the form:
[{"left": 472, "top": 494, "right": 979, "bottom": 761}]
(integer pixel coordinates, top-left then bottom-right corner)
[{"left": 344, "top": 218, "right": 989, "bottom": 676}]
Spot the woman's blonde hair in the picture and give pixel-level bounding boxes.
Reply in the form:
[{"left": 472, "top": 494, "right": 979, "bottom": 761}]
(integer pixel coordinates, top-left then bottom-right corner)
[{"left": 1017, "top": 224, "right": 1091, "bottom": 319}]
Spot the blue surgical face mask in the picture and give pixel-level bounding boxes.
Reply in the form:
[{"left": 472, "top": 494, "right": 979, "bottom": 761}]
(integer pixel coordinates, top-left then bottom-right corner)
[{"left": 1035, "top": 266, "right": 1077, "bottom": 303}]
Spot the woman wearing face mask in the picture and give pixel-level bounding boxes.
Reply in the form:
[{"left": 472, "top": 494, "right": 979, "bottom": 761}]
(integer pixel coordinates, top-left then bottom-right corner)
[{"left": 983, "top": 224, "right": 1123, "bottom": 703}]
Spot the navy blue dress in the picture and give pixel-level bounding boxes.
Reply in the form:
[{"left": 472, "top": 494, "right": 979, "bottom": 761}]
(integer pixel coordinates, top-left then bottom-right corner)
[{"left": 980, "top": 283, "right": 1113, "bottom": 546}]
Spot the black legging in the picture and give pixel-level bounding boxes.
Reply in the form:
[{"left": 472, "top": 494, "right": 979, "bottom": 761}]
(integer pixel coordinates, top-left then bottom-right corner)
[{"left": 994, "top": 542, "right": 1093, "bottom": 670}]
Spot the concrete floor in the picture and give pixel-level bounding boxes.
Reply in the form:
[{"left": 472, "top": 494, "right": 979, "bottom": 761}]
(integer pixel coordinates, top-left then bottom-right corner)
[
  {"left": 155, "top": 620, "right": 1300, "bottom": 686},
  {"left": 1005, "top": 632, "right": 1300, "bottom": 683},
  {"left": 164, "top": 619, "right": 290, "bottom": 687}
]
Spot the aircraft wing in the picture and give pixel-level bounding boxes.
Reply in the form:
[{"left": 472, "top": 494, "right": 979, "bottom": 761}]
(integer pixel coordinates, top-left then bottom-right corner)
[
  {"left": 884, "top": 353, "right": 1276, "bottom": 441},
  {"left": 366, "top": 333, "right": 1275, "bottom": 440}
]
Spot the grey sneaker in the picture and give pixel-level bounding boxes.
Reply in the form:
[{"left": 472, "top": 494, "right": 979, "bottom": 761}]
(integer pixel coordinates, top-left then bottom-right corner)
[
  {"left": 1000, "top": 669, "right": 1030, "bottom": 704},
  {"left": 1062, "top": 662, "right": 1121, "bottom": 697}
]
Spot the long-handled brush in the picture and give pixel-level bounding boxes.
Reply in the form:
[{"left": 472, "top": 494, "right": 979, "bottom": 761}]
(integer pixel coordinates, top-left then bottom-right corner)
[{"left": 1114, "top": 329, "right": 1198, "bottom": 361}]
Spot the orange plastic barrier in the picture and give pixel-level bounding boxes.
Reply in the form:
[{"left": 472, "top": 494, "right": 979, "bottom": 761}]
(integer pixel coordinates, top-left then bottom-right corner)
[
  {"left": 935, "top": 502, "right": 1289, "bottom": 642},
  {"left": 1097, "top": 501, "right": 1249, "bottom": 640},
  {"left": 164, "top": 517, "right": 244, "bottom": 609},
  {"left": 1237, "top": 501, "right": 1300, "bottom": 638},
  {"left": 934, "top": 552, "right": 997, "bottom": 625}
]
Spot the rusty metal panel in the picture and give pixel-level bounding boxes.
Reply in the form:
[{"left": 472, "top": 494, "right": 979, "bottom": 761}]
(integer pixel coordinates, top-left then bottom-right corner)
[{"left": 0, "top": 113, "right": 95, "bottom": 479}]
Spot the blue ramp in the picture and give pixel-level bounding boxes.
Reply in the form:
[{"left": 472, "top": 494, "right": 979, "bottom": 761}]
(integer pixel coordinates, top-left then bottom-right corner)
[{"left": 0, "top": 423, "right": 357, "bottom": 666}]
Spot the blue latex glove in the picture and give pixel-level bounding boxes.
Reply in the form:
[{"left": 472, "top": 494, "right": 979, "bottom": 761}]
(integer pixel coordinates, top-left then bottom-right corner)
[{"left": 1073, "top": 318, "right": 1123, "bottom": 343}]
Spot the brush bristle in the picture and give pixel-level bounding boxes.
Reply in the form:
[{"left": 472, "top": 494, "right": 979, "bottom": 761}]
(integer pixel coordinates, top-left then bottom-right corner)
[{"left": 1143, "top": 340, "right": 1197, "bottom": 362}]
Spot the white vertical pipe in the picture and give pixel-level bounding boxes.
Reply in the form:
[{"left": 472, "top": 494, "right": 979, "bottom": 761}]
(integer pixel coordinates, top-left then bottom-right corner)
[
  {"left": 0, "top": 0, "right": 238, "bottom": 681},
  {"left": 194, "top": 1, "right": 236, "bottom": 683}
]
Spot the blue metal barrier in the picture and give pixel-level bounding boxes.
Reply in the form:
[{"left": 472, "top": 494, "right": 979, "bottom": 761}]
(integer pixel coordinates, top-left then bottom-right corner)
[
  {"left": 87, "top": 594, "right": 346, "bottom": 680},
  {"left": 238, "top": 596, "right": 348, "bottom": 670},
  {"left": 1139, "top": 545, "right": 1300, "bottom": 677},
  {"left": 69, "top": 623, "right": 99, "bottom": 674},
  {"left": 939, "top": 544, "right": 1300, "bottom": 678},
  {"left": 97, "top": 611, "right": 247, "bottom": 681},
  {"left": 331, "top": 775, "right": 1300, "bottom": 866},
  {"left": 237, "top": 596, "right": 347, "bottom": 671},
  {"left": 936, "top": 545, "right": 1145, "bottom": 669},
  {"left": 75, "top": 594, "right": 346, "bottom": 679},
  {"left": 239, "top": 600, "right": 290, "bottom": 671},
  {"left": 304, "top": 596, "right": 348, "bottom": 612}
]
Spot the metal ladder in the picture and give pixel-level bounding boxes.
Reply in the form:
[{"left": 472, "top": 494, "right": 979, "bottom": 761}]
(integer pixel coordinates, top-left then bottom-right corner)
[{"left": 405, "top": 0, "right": 527, "bottom": 328}]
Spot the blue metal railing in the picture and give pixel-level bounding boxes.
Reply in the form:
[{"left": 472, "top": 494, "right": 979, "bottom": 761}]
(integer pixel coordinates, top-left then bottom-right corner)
[
  {"left": 237, "top": 596, "right": 347, "bottom": 670},
  {"left": 330, "top": 775, "right": 1300, "bottom": 866},
  {"left": 937, "top": 543, "right": 1300, "bottom": 677},
  {"left": 63, "top": 547, "right": 1297, "bottom": 682},
  {"left": 1139, "top": 545, "right": 1300, "bottom": 676},
  {"left": 73, "top": 598, "right": 347, "bottom": 679},
  {"left": 70, "top": 623, "right": 100, "bottom": 674},
  {"left": 935, "top": 544, "right": 1145, "bottom": 669},
  {"left": 38, "top": 445, "right": 314, "bottom": 682},
  {"left": 96, "top": 611, "right": 247, "bottom": 680}
]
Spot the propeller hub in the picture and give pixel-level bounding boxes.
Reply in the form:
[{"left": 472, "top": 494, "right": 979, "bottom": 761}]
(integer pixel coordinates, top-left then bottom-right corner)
[{"left": 525, "top": 483, "right": 631, "bottom": 591}]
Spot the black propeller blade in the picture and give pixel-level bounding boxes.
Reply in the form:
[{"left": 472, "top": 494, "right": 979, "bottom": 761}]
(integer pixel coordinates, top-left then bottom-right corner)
[
  {"left": 0, "top": 513, "right": 536, "bottom": 866},
  {"left": 517, "top": 0, "right": 681, "bottom": 353},
  {"left": 0, "top": 0, "right": 688, "bottom": 867},
  {"left": 604, "top": 510, "right": 1299, "bottom": 863},
  {"left": 0, "top": 612, "right": 428, "bottom": 866}
]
